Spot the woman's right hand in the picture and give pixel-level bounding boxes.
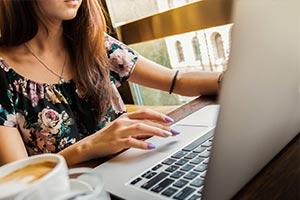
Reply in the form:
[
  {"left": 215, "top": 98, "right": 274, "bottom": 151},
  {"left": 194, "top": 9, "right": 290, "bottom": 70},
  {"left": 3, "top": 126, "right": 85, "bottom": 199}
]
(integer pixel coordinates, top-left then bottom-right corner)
[{"left": 82, "top": 109, "right": 180, "bottom": 159}]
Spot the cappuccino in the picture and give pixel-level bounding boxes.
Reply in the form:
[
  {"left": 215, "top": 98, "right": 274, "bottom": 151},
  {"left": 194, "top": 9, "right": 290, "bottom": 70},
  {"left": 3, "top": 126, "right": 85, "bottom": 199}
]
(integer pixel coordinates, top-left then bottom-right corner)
[
  {"left": 0, "top": 161, "right": 56, "bottom": 184},
  {"left": 0, "top": 161, "right": 57, "bottom": 198}
]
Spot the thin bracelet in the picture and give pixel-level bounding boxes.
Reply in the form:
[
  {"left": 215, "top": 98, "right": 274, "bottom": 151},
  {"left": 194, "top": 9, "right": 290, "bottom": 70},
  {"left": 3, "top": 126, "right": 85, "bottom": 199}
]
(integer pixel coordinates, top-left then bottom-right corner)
[{"left": 169, "top": 70, "right": 179, "bottom": 94}]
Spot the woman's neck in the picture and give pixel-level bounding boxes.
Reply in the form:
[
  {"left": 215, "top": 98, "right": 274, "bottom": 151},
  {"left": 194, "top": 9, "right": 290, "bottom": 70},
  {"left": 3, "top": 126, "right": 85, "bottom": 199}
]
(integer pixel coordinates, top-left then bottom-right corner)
[{"left": 27, "top": 20, "right": 66, "bottom": 55}]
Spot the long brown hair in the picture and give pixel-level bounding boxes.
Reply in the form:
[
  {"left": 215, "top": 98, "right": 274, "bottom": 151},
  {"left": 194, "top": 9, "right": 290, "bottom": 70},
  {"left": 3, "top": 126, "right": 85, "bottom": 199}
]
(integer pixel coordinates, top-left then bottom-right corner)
[{"left": 0, "top": 0, "right": 112, "bottom": 122}]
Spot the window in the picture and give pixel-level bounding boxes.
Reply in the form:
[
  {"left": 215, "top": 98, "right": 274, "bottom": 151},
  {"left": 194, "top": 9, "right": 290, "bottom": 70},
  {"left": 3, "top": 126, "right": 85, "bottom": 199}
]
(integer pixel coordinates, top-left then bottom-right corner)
[
  {"left": 212, "top": 32, "right": 225, "bottom": 60},
  {"left": 175, "top": 41, "right": 185, "bottom": 63},
  {"left": 192, "top": 36, "right": 202, "bottom": 61},
  {"left": 105, "top": 0, "right": 232, "bottom": 105}
]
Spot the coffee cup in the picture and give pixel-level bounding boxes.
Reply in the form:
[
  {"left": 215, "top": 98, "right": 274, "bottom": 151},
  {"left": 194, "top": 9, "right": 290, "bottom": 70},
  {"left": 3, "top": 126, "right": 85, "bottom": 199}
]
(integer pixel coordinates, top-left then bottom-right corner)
[
  {"left": 0, "top": 154, "right": 70, "bottom": 200},
  {"left": 0, "top": 155, "right": 110, "bottom": 200}
]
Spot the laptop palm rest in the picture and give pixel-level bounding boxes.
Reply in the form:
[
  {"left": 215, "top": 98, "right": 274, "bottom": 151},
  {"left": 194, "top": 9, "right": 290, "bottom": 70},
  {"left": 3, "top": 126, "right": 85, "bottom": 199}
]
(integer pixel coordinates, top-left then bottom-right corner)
[{"left": 93, "top": 105, "right": 219, "bottom": 200}]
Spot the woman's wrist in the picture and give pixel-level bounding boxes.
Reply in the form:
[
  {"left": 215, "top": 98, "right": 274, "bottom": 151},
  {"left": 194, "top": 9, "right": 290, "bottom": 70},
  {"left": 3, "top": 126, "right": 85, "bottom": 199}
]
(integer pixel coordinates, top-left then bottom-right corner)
[
  {"left": 169, "top": 70, "right": 179, "bottom": 94},
  {"left": 59, "top": 136, "right": 94, "bottom": 166}
]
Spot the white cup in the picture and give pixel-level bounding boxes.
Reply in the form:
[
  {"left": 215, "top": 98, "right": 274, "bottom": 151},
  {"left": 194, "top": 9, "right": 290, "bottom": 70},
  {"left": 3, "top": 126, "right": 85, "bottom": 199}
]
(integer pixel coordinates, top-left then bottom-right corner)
[
  {"left": 0, "top": 155, "right": 110, "bottom": 200},
  {"left": 0, "top": 154, "right": 70, "bottom": 200}
]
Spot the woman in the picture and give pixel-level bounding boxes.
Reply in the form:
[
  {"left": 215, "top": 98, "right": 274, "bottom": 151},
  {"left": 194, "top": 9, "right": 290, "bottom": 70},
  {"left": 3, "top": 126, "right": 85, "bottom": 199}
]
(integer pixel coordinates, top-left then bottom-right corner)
[{"left": 0, "top": 0, "right": 221, "bottom": 166}]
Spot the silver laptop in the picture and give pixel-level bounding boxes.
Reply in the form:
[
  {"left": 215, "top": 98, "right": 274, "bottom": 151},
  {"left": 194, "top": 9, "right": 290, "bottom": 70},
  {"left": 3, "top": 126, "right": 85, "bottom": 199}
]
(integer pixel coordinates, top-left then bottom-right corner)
[{"left": 93, "top": 0, "right": 300, "bottom": 199}]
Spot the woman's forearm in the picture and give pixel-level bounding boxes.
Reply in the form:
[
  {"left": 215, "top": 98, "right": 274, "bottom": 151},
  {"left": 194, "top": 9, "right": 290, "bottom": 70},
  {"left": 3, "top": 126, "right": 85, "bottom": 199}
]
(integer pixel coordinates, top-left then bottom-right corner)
[
  {"left": 59, "top": 109, "right": 175, "bottom": 167},
  {"left": 129, "top": 56, "right": 221, "bottom": 96},
  {"left": 173, "top": 71, "right": 221, "bottom": 96}
]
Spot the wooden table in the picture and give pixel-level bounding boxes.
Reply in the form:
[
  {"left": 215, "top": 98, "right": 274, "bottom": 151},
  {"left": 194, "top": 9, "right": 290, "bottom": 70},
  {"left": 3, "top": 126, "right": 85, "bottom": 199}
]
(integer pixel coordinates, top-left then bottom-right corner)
[
  {"left": 79, "top": 96, "right": 300, "bottom": 200},
  {"left": 232, "top": 133, "right": 300, "bottom": 200}
]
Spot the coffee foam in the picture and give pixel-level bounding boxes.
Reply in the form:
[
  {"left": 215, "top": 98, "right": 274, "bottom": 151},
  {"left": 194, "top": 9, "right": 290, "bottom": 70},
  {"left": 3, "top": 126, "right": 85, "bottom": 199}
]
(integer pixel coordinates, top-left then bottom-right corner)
[{"left": 0, "top": 161, "right": 56, "bottom": 198}]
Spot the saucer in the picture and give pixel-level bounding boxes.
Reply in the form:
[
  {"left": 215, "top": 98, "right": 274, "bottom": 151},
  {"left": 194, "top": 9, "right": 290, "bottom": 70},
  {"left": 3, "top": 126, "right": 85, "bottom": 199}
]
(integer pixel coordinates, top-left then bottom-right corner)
[{"left": 56, "top": 172, "right": 110, "bottom": 200}]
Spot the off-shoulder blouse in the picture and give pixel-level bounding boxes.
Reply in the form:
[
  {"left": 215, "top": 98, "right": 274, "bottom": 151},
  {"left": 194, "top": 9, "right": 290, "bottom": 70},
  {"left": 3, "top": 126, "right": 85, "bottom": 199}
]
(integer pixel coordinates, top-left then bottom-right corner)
[{"left": 0, "top": 35, "right": 138, "bottom": 155}]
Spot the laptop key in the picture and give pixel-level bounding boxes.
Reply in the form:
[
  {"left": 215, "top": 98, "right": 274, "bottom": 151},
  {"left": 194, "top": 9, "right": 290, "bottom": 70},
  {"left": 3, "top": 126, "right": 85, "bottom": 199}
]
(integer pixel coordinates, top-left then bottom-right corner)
[
  {"left": 183, "top": 137, "right": 206, "bottom": 152},
  {"left": 184, "top": 172, "right": 199, "bottom": 180},
  {"left": 198, "top": 151, "right": 210, "bottom": 158},
  {"left": 200, "top": 171, "right": 207, "bottom": 178},
  {"left": 194, "top": 164, "right": 207, "bottom": 172},
  {"left": 203, "top": 159, "right": 209, "bottom": 164},
  {"left": 173, "top": 179, "right": 188, "bottom": 188},
  {"left": 152, "top": 164, "right": 163, "bottom": 171},
  {"left": 130, "top": 177, "right": 142, "bottom": 185},
  {"left": 181, "top": 164, "right": 195, "bottom": 172},
  {"left": 141, "top": 172, "right": 169, "bottom": 190},
  {"left": 141, "top": 171, "right": 151, "bottom": 178},
  {"left": 162, "top": 187, "right": 178, "bottom": 197},
  {"left": 175, "top": 159, "right": 189, "bottom": 166},
  {"left": 166, "top": 165, "right": 180, "bottom": 173},
  {"left": 184, "top": 153, "right": 199, "bottom": 159},
  {"left": 151, "top": 178, "right": 175, "bottom": 193},
  {"left": 144, "top": 172, "right": 157, "bottom": 179},
  {"left": 141, "top": 171, "right": 157, "bottom": 179},
  {"left": 173, "top": 186, "right": 196, "bottom": 200},
  {"left": 190, "top": 158, "right": 204, "bottom": 165},
  {"left": 201, "top": 140, "right": 212, "bottom": 147},
  {"left": 193, "top": 146, "right": 206, "bottom": 153},
  {"left": 163, "top": 158, "right": 177, "bottom": 165},
  {"left": 197, "top": 186, "right": 204, "bottom": 194},
  {"left": 172, "top": 151, "right": 188, "bottom": 159},
  {"left": 190, "top": 178, "right": 204, "bottom": 187},
  {"left": 188, "top": 194, "right": 202, "bottom": 200},
  {"left": 170, "top": 171, "right": 185, "bottom": 179}
]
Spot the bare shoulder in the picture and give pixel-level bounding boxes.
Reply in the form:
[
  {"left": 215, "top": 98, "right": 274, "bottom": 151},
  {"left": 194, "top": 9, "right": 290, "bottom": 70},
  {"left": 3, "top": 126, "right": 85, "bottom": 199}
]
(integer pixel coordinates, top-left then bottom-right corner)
[{"left": 0, "top": 46, "right": 26, "bottom": 66}]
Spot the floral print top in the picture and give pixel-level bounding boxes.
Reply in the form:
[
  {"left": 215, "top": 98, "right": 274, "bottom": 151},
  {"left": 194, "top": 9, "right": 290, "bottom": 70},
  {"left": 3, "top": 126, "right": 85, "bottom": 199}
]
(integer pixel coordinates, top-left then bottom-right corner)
[{"left": 0, "top": 35, "right": 138, "bottom": 155}]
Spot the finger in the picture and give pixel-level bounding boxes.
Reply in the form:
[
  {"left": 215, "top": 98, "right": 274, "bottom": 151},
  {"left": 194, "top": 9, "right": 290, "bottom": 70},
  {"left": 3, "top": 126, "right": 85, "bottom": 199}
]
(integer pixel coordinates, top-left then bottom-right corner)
[
  {"left": 133, "top": 120, "right": 180, "bottom": 136},
  {"left": 115, "top": 116, "right": 171, "bottom": 131},
  {"left": 121, "top": 137, "right": 156, "bottom": 150},
  {"left": 131, "top": 119, "right": 171, "bottom": 132},
  {"left": 127, "top": 109, "right": 174, "bottom": 124},
  {"left": 120, "top": 123, "right": 174, "bottom": 138},
  {"left": 133, "top": 134, "right": 153, "bottom": 140}
]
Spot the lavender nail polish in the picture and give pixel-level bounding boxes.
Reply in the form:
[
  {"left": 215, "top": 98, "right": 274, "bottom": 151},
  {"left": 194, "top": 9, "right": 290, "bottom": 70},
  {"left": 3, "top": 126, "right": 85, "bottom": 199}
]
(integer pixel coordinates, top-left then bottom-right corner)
[
  {"left": 147, "top": 143, "right": 156, "bottom": 150},
  {"left": 171, "top": 129, "right": 180, "bottom": 136},
  {"left": 165, "top": 116, "right": 174, "bottom": 123}
]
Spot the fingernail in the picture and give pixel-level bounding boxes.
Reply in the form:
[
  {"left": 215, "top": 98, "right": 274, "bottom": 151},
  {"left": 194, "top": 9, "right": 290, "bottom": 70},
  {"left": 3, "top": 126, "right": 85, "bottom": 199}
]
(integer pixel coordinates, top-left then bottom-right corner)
[
  {"left": 171, "top": 129, "right": 180, "bottom": 136},
  {"left": 165, "top": 116, "right": 174, "bottom": 123},
  {"left": 147, "top": 143, "right": 156, "bottom": 150},
  {"left": 163, "top": 130, "right": 173, "bottom": 137}
]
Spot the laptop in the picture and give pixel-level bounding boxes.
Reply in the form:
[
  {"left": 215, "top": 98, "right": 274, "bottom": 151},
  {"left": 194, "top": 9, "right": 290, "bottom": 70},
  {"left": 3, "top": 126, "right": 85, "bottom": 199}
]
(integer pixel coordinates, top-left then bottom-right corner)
[{"left": 93, "top": 0, "right": 300, "bottom": 199}]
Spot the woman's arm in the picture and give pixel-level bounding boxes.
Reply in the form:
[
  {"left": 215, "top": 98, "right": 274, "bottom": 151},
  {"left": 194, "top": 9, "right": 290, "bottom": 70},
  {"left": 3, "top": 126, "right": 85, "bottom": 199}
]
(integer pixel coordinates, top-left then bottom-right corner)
[
  {"left": 0, "top": 126, "right": 28, "bottom": 165},
  {"left": 0, "top": 109, "right": 175, "bottom": 167},
  {"left": 59, "top": 109, "right": 176, "bottom": 166},
  {"left": 129, "top": 55, "right": 221, "bottom": 96}
]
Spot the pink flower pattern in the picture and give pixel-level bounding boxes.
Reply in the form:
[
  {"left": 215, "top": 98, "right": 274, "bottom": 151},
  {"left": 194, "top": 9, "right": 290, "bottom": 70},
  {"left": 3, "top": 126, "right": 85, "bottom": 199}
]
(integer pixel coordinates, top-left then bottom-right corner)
[{"left": 105, "top": 34, "right": 138, "bottom": 79}]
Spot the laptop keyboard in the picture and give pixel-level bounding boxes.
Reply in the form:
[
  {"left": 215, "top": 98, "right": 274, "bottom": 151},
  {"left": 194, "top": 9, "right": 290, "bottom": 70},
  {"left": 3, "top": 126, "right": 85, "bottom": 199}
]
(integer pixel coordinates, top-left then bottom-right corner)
[{"left": 128, "top": 134, "right": 213, "bottom": 200}]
